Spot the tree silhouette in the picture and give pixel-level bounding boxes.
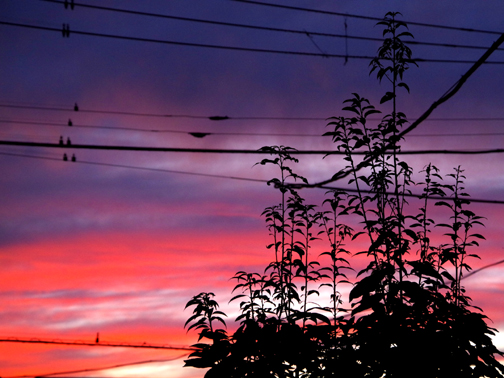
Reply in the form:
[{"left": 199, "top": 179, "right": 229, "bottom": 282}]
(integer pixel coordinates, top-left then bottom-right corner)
[{"left": 184, "top": 12, "right": 504, "bottom": 378}]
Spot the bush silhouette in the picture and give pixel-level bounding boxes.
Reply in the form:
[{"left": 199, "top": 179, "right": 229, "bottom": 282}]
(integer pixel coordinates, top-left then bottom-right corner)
[{"left": 184, "top": 12, "right": 504, "bottom": 378}]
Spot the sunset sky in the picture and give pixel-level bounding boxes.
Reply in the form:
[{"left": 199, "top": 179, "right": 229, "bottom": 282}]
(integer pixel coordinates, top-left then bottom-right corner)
[{"left": 1, "top": 1, "right": 504, "bottom": 377}]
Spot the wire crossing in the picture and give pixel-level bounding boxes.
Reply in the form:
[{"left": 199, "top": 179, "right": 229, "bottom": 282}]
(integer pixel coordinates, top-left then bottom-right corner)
[
  {"left": 0, "top": 150, "right": 269, "bottom": 183},
  {"left": 233, "top": 0, "right": 504, "bottom": 35},
  {"left": 1, "top": 20, "right": 504, "bottom": 64},
  {"left": 40, "top": 0, "right": 504, "bottom": 53},
  {"left": 2, "top": 151, "right": 503, "bottom": 205}
]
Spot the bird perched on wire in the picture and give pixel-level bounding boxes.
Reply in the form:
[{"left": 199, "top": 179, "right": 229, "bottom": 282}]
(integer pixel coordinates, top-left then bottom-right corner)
[{"left": 96, "top": 332, "right": 100, "bottom": 343}]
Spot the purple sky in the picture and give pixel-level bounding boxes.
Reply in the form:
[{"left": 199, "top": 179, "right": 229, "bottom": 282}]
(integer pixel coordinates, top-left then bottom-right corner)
[{"left": 1, "top": 1, "right": 504, "bottom": 377}]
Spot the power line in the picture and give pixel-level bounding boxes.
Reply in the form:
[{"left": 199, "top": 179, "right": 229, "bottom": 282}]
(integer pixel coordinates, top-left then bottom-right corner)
[
  {"left": 0, "top": 103, "right": 324, "bottom": 120},
  {"left": 0, "top": 151, "right": 269, "bottom": 183},
  {"left": 40, "top": 0, "right": 504, "bottom": 53},
  {"left": 0, "top": 336, "right": 196, "bottom": 351},
  {"left": 6, "top": 356, "right": 189, "bottom": 378},
  {"left": 0, "top": 20, "right": 373, "bottom": 60},
  {"left": 407, "top": 131, "right": 504, "bottom": 137},
  {"left": 1, "top": 119, "right": 195, "bottom": 135},
  {"left": 311, "top": 185, "right": 504, "bottom": 205},
  {"left": 463, "top": 259, "right": 504, "bottom": 279},
  {"left": 233, "top": 0, "right": 504, "bottom": 36},
  {"left": 3, "top": 139, "right": 504, "bottom": 155},
  {"left": 2, "top": 20, "right": 504, "bottom": 64},
  {"left": 3, "top": 104, "right": 504, "bottom": 124},
  {"left": 2, "top": 119, "right": 504, "bottom": 138},
  {"left": 290, "top": 30, "right": 504, "bottom": 189},
  {"left": 2, "top": 151, "right": 503, "bottom": 205}
]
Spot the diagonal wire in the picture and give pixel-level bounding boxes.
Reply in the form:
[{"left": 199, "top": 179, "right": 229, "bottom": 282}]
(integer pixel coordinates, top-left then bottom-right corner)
[
  {"left": 1, "top": 152, "right": 503, "bottom": 204},
  {"left": 0, "top": 20, "right": 376, "bottom": 60},
  {"left": 287, "top": 31, "right": 504, "bottom": 189},
  {"left": 1, "top": 20, "right": 504, "bottom": 64},
  {"left": 6, "top": 355, "right": 189, "bottom": 378},
  {"left": 463, "top": 259, "right": 504, "bottom": 280},
  {"left": 0, "top": 151, "right": 269, "bottom": 183},
  {"left": 40, "top": 0, "right": 504, "bottom": 51},
  {"left": 233, "top": 0, "right": 504, "bottom": 36},
  {"left": 314, "top": 185, "right": 504, "bottom": 205}
]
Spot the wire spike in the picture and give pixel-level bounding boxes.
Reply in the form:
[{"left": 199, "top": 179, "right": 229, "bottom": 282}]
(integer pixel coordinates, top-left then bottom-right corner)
[{"left": 62, "top": 23, "right": 70, "bottom": 38}]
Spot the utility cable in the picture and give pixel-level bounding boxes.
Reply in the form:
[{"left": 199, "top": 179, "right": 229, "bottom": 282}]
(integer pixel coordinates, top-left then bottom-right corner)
[
  {"left": 40, "top": 0, "right": 504, "bottom": 53},
  {"left": 7, "top": 355, "right": 189, "bottom": 378},
  {"left": 1, "top": 20, "right": 504, "bottom": 64},
  {"left": 3, "top": 151, "right": 503, "bottom": 205},
  {"left": 0, "top": 151, "right": 269, "bottom": 183},
  {"left": 2, "top": 104, "right": 504, "bottom": 124},
  {"left": 2, "top": 119, "right": 504, "bottom": 138},
  {"left": 0, "top": 336, "right": 196, "bottom": 351},
  {"left": 314, "top": 185, "right": 504, "bottom": 205},
  {"left": 2, "top": 151, "right": 503, "bottom": 205},
  {"left": 463, "top": 259, "right": 504, "bottom": 280},
  {"left": 0, "top": 103, "right": 324, "bottom": 121},
  {"left": 233, "top": 0, "right": 504, "bottom": 36},
  {"left": 288, "top": 31, "right": 504, "bottom": 189},
  {"left": 0, "top": 20, "right": 374, "bottom": 60},
  {"left": 3, "top": 140, "right": 504, "bottom": 155}
]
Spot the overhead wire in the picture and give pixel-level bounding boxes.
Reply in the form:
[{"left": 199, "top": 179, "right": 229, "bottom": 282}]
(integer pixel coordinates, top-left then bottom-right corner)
[
  {"left": 0, "top": 20, "right": 375, "bottom": 60},
  {"left": 232, "top": 0, "right": 504, "bottom": 36},
  {"left": 2, "top": 118, "right": 504, "bottom": 138},
  {"left": 463, "top": 259, "right": 504, "bottom": 280},
  {"left": 1, "top": 3, "right": 502, "bottom": 196},
  {"left": 6, "top": 355, "right": 189, "bottom": 378},
  {"left": 0, "top": 336, "right": 196, "bottom": 351},
  {"left": 2, "top": 140, "right": 504, "bottom": 155},
  {"left": 0, "top": 151, "right": 269, "bottom": 183},
  {"left": 1, "top": 20, "right": 504, "bottom": 64},
  {"left": 2, "top": 103, "right": 504, "bottom": 124},
  {"left": 1, "top": 151, "right": 503, "bottom": 205},
  {"left": 313, "top": 185, "right": 504, "bottom": 205},
  {"left": 0, "top": 103, "right": 324, "bottom": 120},
  {"left": 40, "top": 0, "right": 504, "bottom": 53},
  {"left": 288, "top": 30, "right": 504, "bottom": 189}
]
